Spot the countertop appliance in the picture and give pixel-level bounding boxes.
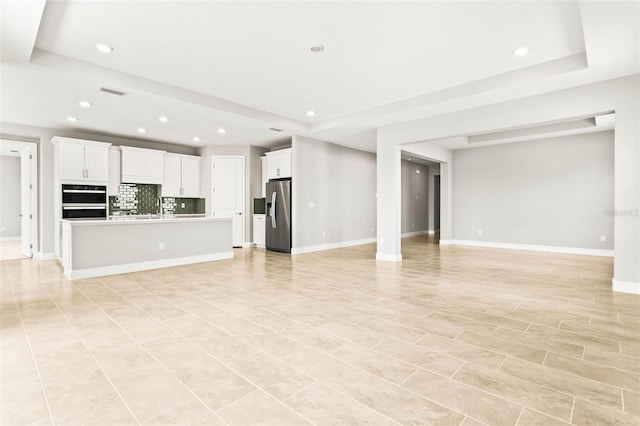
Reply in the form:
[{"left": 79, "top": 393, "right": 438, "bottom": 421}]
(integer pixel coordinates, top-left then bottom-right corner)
[
  {"left": 266, "top": 179, "right": 291, "bottom": 253},
  {"left": 61, "top": 184, "right": 107, "bottom": 219}
]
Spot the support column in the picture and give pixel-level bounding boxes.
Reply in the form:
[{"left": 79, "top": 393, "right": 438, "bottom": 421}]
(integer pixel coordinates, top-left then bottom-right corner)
[
  {"left": 376, "top": 134, "right": 402, "bottom": 262},
  {"left": 612, "top": 88, "right": 640, "bottom": 294}
]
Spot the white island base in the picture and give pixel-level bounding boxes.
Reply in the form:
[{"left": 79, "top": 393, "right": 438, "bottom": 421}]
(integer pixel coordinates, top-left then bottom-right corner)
[{"left": 60, "top": 217, "right": 233, "bottom": 279}]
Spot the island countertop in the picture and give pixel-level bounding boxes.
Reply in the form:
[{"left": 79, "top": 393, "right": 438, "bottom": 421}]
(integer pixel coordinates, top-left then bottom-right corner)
[{"left": 61, "top": 216, "right": 230, "bottom": 226}]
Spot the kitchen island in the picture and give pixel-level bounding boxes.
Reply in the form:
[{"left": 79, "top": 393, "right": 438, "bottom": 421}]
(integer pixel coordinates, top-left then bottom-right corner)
[{"left": 60, "top": 216, "right": 233, "bottom": 279}]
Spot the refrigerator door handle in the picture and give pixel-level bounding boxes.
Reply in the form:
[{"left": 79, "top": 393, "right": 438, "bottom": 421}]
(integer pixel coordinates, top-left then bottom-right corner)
[{"left": 270, "top": 191, "right": 277, "bottom": 228}]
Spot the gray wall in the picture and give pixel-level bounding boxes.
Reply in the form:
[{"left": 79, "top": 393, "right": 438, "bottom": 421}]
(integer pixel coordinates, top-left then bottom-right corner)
[
  {"left": 452, "top": 131, "right": 614, "bottom": 249},
  {"left": 0, "top": 156, "right": 21, "bottom": 238},
  {"left": 292, "top": 135, "right": 377, "bottom": 249},
  {"left": 401, "top": 160, "right": 429, "bottom": 234}
]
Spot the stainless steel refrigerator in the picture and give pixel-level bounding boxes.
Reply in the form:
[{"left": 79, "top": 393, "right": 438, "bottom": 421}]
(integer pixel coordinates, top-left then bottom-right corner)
[{"left": 266, "top": 179, "right": 291, "bottom": 253}]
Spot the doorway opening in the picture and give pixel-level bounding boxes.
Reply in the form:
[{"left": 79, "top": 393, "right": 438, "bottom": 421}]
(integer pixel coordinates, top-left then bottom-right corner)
[{"left": 0, "top": 139, "right": 38, "bottom": 261}]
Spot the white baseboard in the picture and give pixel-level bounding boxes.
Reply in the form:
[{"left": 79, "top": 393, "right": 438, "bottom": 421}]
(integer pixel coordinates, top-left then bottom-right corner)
[
  {"left": 427, "top": 230, "right": 435, "bottom": 235},
  {"left": 376, "top": 252, "right": 403, "bottom": 262},
  {"left": 292, "top": 237, "right": 376, "bottom": 255},
  {"left": 612, "top": 278, "right": 640, "bottom": 295},
  {"left": 438, "top": 239, "right": 453, "bottom": 246},
  {"left": 242, "top": 242, "right": 253, "bottom": 248},
  {"left": 449, "top": 240, "right": 614, "bottom": 257},
  {"left": 0, "top": 236, "right": 20, "bottom": 242},
  {"left": 401, "top": 230, "right": 429, "bottom": 238},
  {"left": 66, "top": 251, "right": 234, "bottom": 280},
  {"left": 36, "top": 252, "right": 58, "bottom": 260}
]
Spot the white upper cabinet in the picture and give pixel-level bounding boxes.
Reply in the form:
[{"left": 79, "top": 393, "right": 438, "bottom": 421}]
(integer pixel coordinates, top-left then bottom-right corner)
[
  {"left": 53, "top": 137, "right": 111, "bottom": 183},
  {"left": 266, "top": 148, "right": 292, "bottom": 179},
  {"left": 120, "top": 146, "right": 165, "bottom": 184},
  {"left": 108, "top": 146, "right": 121, "bottom": 196},
  {"left": 162, "top": 153, "right": 201, "bottom": 197},
  {"left": 162, "top": 154, "right": 182, "bottom": 196}
]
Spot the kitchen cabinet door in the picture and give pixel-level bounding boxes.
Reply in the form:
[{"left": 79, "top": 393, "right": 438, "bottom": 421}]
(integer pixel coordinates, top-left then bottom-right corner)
[
  {"left": 121, "top": 146, "right": 165, "bottom": 184},
  {"left": 162, "top": 154, "right": 182, "bottom": 197},
  {"left": 83, "top": 145, "right": 109, "bottom": 182},
  {"left": 253, "top": 214, "right": 265, "bottom": 247},
  {"left": 181, "top": 155, "right": 201, "bottom": 197},
  {"left": 266, "top": 149, "right": 292, "bottom": 179},
  {"left": 58, "top": 142, "right": 86, "bottom": 181},
  {"left": 108, "top": 147, "right": 121, "bottom": 196}
]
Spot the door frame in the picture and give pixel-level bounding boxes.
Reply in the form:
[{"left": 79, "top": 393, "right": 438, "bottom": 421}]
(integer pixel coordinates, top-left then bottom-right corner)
[
  {"left": 1, "top": 139, "right": 38, "bottom": 258},
  {"left": 211, "top": 155, "right": 245, "bottom": 247}
]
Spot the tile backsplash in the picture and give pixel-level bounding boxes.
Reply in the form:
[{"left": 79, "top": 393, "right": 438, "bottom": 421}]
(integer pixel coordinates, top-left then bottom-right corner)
[
  {"left": 109, "top": 183, "right": 204, "bottom": 215},
  {"left": 162, "top": 197, "right": 205, "bottom": 215}
]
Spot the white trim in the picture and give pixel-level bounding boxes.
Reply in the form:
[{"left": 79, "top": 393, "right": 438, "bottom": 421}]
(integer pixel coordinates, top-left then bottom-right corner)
[
  {"left": 376, "top": 252, "right": 403, "bottom": 262},
  {"left": 449, "top": 240, "right": 613, "bottom": 257},
  {"left": 438, "top": 239, "right": 453, "bottom": 246},
  {"left": 427, "top": 230, "right": 435, "bottom": 235},
  {"left": 242, "top": 242, "right": 253, "bottom": 248},
  {"left": 65, "top": 251, "right": 234, "bottom": 280},
  {"left": 36, "top": 252, "right": 58, "bottom": 260},
  {"left": 292, "top": 237, "right": 376, "bottom": 255},
  {"left": 612, "top": 278, "right": 640, "bottom": 295},
  {"left": 0, "top": 236, "right": 21, "bottom": 241},
  {"left": 401, "top": 230, "right": 429, "bottom": 238}
]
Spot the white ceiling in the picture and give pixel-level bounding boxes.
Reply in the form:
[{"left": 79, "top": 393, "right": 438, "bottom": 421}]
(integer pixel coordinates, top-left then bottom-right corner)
[{"left": 1, "top": 1, "right": 638, "bottom": 152}]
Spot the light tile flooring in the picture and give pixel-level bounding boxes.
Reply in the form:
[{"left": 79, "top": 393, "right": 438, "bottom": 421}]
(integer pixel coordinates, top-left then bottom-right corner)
[
  {"left": 0, "top": 239, "right": 29, "bottom": 261},
  {"left": 2, "top": 236, "right": 639, "bottom": 425}
]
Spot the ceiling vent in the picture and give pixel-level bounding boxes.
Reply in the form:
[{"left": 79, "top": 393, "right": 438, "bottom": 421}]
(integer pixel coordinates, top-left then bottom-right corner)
[
  {"left": 99, "top": 86, "right": 126, "bottom": 96},
  {"left": 269, "top": 127, "right": 284, "bottom": 132}
]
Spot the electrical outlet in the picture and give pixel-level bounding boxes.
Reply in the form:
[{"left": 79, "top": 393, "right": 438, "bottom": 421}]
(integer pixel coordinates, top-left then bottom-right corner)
[
  {"left": 372, "top": 227, "right": 375, "bottom": 233},
  {"left": 600, "top": 235, "right": 606, "bottom": 242},
  {"left": 322, "top": 231, "right": 326, "bottom": 238},
  {"left": 159, "top": 243, "right": 164, "bottom": 250},
  {"left": 478, "top": 229, "right": 483, "bottom": 235}
]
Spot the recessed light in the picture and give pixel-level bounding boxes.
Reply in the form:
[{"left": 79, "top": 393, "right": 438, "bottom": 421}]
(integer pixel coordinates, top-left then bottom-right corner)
[
  {"left": 66, "top": 116, "right": 78, "bottom": 122},
  {"left": 193, "top": 137, "right": 200, "bottom": 142},
  {"left": 306, "top": 110, "right": 316, "bottom": 117},
  {"left": 96, "top": 43, "right": 114, "bottom": 53},
  {"left": 309, "top": 44, "right": 324, "bottom": 53},
  {"left": 158, "top": 116, "right": 169, "bottom": 122},
  {"left": 78, "top": 101, "right": 92, "bottom": 108},
  {"left": 137, "top": 128, "right": 147, "bottom": 133},
  {"left": 513, "top": 46, "right": 529, "bottom": 57},
  {"left": 218, "top": 128, "right": 226, "bottom": 134}
]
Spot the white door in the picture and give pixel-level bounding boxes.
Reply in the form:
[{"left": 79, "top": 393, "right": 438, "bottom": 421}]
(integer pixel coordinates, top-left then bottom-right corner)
[
  {"left": 20, "top": 147, "right": 32, "bottom": 257},
  {"left": 213, "top": 157, "right": 244, "bottom": 247}
]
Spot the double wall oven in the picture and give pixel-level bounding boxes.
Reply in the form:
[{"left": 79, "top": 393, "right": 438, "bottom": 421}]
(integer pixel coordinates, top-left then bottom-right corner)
[{"left": 61, "top": 184, "right": 107, "bottom": 219}]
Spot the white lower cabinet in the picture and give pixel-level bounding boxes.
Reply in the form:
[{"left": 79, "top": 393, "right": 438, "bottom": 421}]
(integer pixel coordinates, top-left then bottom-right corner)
[{"left": 253, "top": 214, "right": 266, "bottom": 248}]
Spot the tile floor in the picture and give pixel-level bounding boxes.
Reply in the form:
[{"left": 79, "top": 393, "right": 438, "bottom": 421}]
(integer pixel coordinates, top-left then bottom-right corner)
[
  {"left": 1, "top": 236, "right": 639, "bottom": 425},
  {"left": 0, "top": 239, "right": 30, "bottom": 261}
]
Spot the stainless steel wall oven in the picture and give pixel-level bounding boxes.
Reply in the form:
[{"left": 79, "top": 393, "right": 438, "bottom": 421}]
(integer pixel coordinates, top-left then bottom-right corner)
[{"left": 61, "top": 184, "right": 107, "bottom": 219}]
